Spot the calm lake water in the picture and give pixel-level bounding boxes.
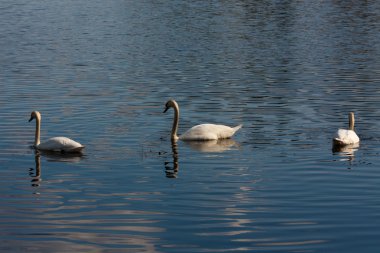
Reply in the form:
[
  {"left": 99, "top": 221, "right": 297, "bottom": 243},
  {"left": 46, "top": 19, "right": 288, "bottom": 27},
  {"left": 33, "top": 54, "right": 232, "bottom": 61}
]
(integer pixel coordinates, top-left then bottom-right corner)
[{"left": 1, "top": 1, "right": 380, "bottom": 252}]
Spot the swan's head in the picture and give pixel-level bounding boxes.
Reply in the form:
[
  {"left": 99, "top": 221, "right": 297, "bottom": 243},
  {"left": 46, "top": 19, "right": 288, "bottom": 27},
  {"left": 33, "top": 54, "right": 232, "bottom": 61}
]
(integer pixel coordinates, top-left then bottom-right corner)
[
  {"left": 29, "top": 111, "right": 41, "bottom": 122},
  {"left": 163, "top": 99, "right": 178, "bottom": 113}
]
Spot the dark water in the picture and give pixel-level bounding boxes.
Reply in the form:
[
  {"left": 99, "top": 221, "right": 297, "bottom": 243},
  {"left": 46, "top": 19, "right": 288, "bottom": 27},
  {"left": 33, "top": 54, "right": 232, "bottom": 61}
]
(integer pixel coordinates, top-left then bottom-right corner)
[{"left": 1, "top": 1, "right": 380, "bottom": 252}]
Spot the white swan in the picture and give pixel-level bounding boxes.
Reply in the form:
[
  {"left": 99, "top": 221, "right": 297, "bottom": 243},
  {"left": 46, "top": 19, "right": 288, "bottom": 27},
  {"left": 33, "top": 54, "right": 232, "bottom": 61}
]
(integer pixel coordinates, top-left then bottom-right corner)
[
  {"left": 163, "top": 100, "right": 242, "bottom": 141},
  {"left": 333, "top": 112, "right": 360, "bottom": 146},
  {"left": 29, "top": 111, "right": 84, "bottom": 153}
]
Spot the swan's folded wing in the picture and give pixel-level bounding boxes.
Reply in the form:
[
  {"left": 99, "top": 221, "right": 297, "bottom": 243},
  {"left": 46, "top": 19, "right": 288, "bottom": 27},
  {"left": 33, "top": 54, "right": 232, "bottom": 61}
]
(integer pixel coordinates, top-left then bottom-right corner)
[
  {"left": 181, "top": 124, "right": 241, "bottom": 140},
  {"left": 333, "top": 129, "right": 360, "bottom": 145},
  {"left": 38, "top": 137, "right": 84, "bottom": 152}
]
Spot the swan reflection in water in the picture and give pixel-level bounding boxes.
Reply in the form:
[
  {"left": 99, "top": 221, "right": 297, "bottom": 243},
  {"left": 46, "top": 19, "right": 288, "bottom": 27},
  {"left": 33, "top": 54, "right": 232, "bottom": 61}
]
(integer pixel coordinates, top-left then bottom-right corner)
[
  {"left": 332, "top": 142, "right": 359, "bottom": 169},
  {"left": 29, "top": 150, "right": 84, "bottom": 191},
  {"left": 34, "top": 149, "right": 84, "bottom": 162},
  {"left": 184, "top": 138, "right": 240, "bottom": 153},
  {"left": 164, "top": 139, "right": 240, "bottom": 178}
]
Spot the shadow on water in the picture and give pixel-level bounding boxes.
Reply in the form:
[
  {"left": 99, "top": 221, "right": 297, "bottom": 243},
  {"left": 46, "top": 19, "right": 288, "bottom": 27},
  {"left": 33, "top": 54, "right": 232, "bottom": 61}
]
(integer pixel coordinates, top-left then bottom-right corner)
[
  {"left": 332, "top": 142, "right": 360, "bottom": 169},
  {"left": 164, "top": 139, "right": 240, "bottom": 178}
]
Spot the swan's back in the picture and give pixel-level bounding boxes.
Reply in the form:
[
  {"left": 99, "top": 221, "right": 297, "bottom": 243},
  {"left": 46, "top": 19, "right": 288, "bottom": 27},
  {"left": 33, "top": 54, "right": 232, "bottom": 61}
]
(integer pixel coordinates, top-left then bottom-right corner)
[
  {"left": 333, "top": 129, "right": 360, "bottom": 146},
  {"left": 180, "top": 124, "right": 242, "bottom": 141},
  {"left": 38, "top": 137, "right": 84, "bottom": 152}
]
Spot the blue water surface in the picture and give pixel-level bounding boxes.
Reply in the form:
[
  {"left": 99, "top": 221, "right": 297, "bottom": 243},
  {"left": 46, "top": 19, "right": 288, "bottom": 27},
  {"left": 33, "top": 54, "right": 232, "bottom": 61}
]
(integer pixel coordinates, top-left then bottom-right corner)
[{"left": 1, "top": 1, "right": 380, "bottom": 252}]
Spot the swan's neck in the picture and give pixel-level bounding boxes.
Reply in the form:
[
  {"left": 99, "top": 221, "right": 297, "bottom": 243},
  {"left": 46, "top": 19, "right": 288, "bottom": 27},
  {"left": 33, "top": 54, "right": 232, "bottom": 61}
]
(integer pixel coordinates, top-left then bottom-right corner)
[
  {"left": 34, "top": 116, "right": 41, "bottom": 147},
  {"left": 349, "top": 112, "right": 355, "bottom": 131},
  {"left": 171, "top": 103, "right": 180, "bottom": 141}
]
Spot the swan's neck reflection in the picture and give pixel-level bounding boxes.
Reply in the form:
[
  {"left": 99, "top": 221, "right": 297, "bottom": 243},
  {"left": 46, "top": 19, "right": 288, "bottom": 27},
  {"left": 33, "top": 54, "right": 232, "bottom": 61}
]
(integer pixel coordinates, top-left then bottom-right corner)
[
  {"left": 165, "top": 141, "right": 179, "bottom": 178},
  {"left": 30, "top": 154, "right": 42, "bottom": 188}
]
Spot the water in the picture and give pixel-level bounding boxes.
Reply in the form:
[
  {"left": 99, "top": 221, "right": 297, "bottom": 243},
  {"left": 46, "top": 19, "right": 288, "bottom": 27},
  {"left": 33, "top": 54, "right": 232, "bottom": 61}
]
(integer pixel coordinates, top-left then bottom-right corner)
[{"left": 1, "top": 0, "right": 380, "bottom": 252}]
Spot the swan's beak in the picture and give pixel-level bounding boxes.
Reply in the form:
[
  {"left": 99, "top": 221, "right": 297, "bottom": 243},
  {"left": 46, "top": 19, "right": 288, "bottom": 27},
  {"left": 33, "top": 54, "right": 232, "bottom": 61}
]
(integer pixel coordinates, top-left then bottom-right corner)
[
  {"left": 28, "top": 116, "right": 34, "bottom": 122},
  {"left": 163, "top": 107, "right": 169, "bottom": 113}
]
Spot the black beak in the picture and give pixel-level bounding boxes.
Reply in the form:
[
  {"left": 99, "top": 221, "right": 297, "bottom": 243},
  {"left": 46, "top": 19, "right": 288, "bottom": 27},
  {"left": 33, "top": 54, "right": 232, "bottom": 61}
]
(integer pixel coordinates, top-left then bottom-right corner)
[
  {"left": 28, "top": 117, "right": 33, "bottom": 122},
  {"left": 163, "top": 107, "right": 169, "bottom": 113}
]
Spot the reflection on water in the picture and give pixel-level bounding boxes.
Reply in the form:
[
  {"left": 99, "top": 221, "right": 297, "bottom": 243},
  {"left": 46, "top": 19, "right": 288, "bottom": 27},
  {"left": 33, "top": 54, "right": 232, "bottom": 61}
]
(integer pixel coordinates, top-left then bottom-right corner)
[
  {"left": 165, "top": 141, "right": 179, "bottom": 178},
  {"left": 36, "top": 149, "right": 84, "bottom": 163},
  {"left": 28, "top": 151, "right": 84, "bottom": 193},
  {"left": 332, "top": 142, "right": 360, "bottom": 169},
  {"left": 332, "top": 142, "right": 359, "bottom": 156},
  {"left": 164, "top": 139, "right": 240, "bottom": 178},
  {"left": 29, "top": 154, "right": 41, "bottom": 189},
  {"left": 184, "top": 138, "right": 240, "bottom": 153}
]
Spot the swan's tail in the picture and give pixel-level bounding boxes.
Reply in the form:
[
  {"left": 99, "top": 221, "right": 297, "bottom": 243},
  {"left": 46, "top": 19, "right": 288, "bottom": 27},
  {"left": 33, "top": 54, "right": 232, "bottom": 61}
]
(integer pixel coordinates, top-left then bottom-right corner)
[
  {"left": 232, "top": 124, "right": 243, "bottom": 133},
  {"left": 333, "top": 138, "right": 344, "bottom": 146},
  {"left": 68, "top": 146, "right": 85, "bottom": 153}
]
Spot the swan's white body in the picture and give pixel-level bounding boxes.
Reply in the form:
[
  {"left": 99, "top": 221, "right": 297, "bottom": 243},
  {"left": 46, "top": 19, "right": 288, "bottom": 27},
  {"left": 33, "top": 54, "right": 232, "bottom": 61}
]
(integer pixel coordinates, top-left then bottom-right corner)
[
  {"left": 180, "top": 124, "right": 242, "bottom": 141},
  {"left": 37, "top": 137, "right": 84, "bottom": 152},
  {"left": 163, "top": 100, "right": 242, "bottom": 141},
  {"left": 29, "top": 111, "right": 84, "bottom": 153},
  {"left": 333, "top": 129, "right": 360, "bottom": 145},
  {"left": 333, "top": 112, "right": 360, "bottom": 146}
]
